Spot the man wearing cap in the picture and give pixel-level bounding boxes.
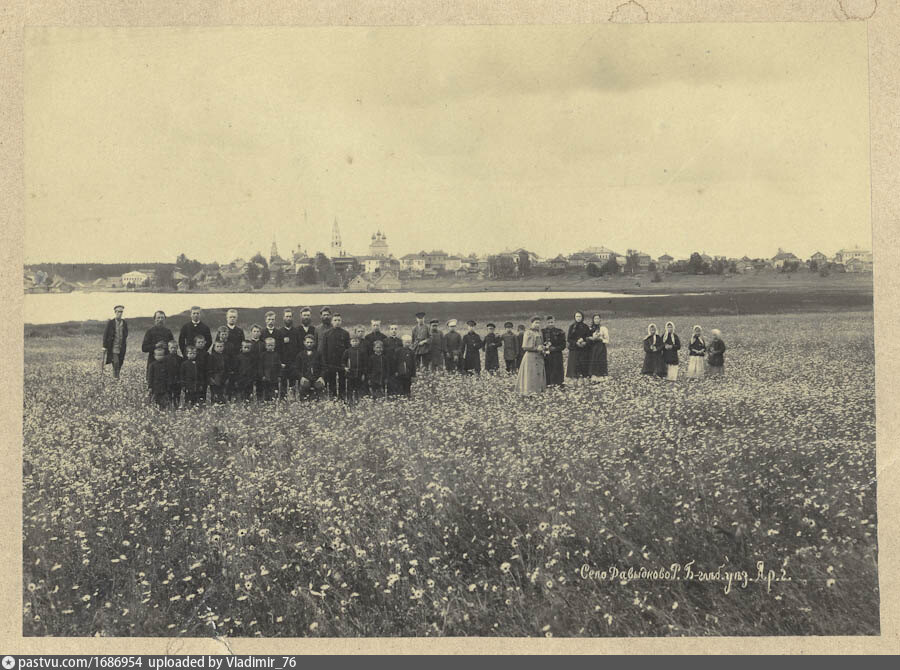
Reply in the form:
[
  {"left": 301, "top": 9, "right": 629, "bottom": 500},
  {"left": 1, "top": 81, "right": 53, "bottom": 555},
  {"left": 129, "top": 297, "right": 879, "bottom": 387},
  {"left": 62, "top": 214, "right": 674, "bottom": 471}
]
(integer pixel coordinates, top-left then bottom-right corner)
[
  {"left": 542, "top": 315, "right": 566, "bottom": 386},
  {"left": 443, "top": 319, "right": 463, "bottom": 373},
  {"left": 461, "top": 320, "right": 484, "bottom": 375},
  {"left": 178, "top": 306, "right": 213, "bottom": 357},
  {"left": 412, "top": 312, "right": 430, "bottom": 369},
  {"left": 315, "top": 307, "right": 333, "bottom": 357},
  {"left": 427, "top": 319, "right": 444, "bottom": 371},
  {"left": 102, "top": 304, "right": 129, "bottom": 379}
]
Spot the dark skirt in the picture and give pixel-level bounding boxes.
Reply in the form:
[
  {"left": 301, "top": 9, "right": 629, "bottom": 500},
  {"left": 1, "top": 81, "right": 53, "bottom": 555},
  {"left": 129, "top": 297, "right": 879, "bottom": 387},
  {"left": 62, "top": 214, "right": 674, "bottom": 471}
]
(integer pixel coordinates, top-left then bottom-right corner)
[
  {"left": 545, "top": 352, "right": 565, "bottom": 385},
  {"left": 589, "top": 342, "right": 608, "bottom": 377},
  {"left": 642, "top": 351, "right": 664, "bottom": 376},
  {"left": 566, "top": 346, "right": 591, "bottom": 378}
]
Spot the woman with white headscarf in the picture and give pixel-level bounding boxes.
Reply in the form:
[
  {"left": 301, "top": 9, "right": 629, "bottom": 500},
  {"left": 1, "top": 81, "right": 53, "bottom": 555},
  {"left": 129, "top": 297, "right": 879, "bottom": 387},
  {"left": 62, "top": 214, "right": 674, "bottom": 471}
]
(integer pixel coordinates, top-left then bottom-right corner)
[
  {"left": 661, "top": 321, "right": 681, "bottom": 381},
  {"left": 706, "top": 328, "right": 727, "bottom": 376},
  {"left": 686, "top": 325, "right": 706, "bottom": 379},
  {"left": 641, "top": 323, "right": 664, "bottom": 376}
]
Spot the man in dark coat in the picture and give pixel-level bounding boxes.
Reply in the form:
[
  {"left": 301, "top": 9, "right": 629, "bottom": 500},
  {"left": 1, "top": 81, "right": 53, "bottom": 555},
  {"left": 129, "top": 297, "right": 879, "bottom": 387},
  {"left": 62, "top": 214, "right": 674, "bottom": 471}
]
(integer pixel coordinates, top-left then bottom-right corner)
[
  {"left": 178, "top": 306, "right": 212, "bottom": 356},
  {"left": 101, "top": 304, "right": 128, "bottom": 379},
  {"left": 296, "top": 307, "right": 317, "bottom": 350},
  {"left": 262, "top": 311, "right": 281, "bottom": 358},
  {"left": 427, "top": 319, "right": 444, "bottom": 371},
  {"left": 483, "top": 323, "right": 501, "bottom": 373},
  {"left": 460, "top": 320, "right": 483, "bottom": 374},
  {"left": 515, "top": 325, "right": 526, "bottom": 370},
  {"left": 141, "top": 310, "right": 175, "bottom": 379},
  {"left": 541, "top": 315, "right": 566, "bottom": 386},
  {"left": 443, "top": 319, "right": 463, "bottom": 372},
  {"left": 315, "top": 307, "right": 333, "bottom": 358},
  {"left": 384, "top": 324, "right": 403, "bottom": 358},
  {"left": 322, "top": 313, "right": 351, "bottom": 399},
  {"left": 221, "top": 309, "right": 245, "bottom": 399},
  {"left": 277, "top": 308, "right": 303, "bottom": 399},
  {"left": 412, "top": 312, "right": 431, "bottom": 369},
  {"left": 364, "top": 320, "right": 388, "bottom": 357}
]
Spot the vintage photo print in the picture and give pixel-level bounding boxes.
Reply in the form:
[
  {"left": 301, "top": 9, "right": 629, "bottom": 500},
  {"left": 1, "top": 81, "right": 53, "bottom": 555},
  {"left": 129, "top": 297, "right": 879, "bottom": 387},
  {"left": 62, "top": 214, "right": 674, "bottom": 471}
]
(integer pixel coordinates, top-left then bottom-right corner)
[{"left": 6, "top": 0, "right": 898, "bottom": 656}]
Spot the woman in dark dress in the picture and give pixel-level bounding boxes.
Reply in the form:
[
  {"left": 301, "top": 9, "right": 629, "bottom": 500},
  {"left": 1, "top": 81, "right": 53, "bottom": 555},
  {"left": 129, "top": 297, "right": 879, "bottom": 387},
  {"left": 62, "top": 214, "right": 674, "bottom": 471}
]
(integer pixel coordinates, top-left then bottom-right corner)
[
  {"left": 588, "top": 314, "right": 609, "bottom": 380},
  {"left": 642, "top": 323, "right": 664, "bottom": 377},
  {"left": 706, "top": 328, "right": 727, "bottom": 376},
  {"left": 565, "top": 311, "right": 592, "bottom": 384},
  {"left": 661, "top": 321, "right": 681, "bottom": 381}
]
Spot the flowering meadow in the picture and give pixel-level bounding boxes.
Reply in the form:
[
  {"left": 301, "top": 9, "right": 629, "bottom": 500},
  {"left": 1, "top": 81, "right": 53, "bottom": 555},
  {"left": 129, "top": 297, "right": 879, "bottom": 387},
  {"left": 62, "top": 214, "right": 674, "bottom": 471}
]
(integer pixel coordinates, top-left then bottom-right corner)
[{"left": 22, "top": 310, "right": 878, "bottom": 637}]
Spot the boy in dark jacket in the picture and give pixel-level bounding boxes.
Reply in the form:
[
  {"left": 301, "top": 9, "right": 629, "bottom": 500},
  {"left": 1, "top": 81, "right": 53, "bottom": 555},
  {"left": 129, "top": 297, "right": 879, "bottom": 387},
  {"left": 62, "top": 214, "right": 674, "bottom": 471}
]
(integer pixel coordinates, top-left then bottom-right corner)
[
  {"left": 235, "top": 340, "right": 257, "bottom": 402},
  {"left": 384, "top": 324, "right": 403, "bottom": 358},
  {"left": 192, "top": 334, "right": 209, "bottom": 404},
  {"left": 297, "top": 334, "right": 326, "bottom": 400},
  {"left": 180, "top": 346, "right": 202, "bottom": 408},
  {"left": 391, "top": 334, "right": 417, "bottom": 397},
  {"left": 164, "top": 340, "right": 183, "bottom": 408},
  {"left": 461, "top": 320, "right": 484, "bottom": 375},
  {"left": 248, "top": 325, "right": 264, "bottom": 401},
  {"left": 501, "top": 322, "right": 519, "bottom": 373},
  {"left": 259, "top": 337, "right": 284, "bottom": 401},
  {"left": 342, "top": 334, "right": 367, "bottom": 405},
  {"left": 322, "top": 313, "right": 351, "bottom": 399},
  {"left": 367, "top": 340, "right": 390, "bottom": 400},
  {"left": 207, "top": 339, "right": 228, "bottom": 404},
  {"left": 483, "top": 323, "right": 501, "bottom": 373},
  {"left": 147, "top": 345, "right": 171, "bottom": 410}
]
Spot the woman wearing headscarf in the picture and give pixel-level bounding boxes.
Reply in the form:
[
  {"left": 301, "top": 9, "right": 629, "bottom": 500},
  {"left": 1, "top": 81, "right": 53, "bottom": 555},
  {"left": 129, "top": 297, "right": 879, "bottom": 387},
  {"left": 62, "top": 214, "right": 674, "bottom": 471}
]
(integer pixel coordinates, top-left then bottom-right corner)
[
  {"left": 686, "top": 325, "right": 706, "bottom": 379},
  {"left": 516, "top": 316, "right": 547, "bottom": 395},
  {"left": 661, "top": 321, "right": 681, "bottom": 381},
  {"left": 588, "top": 314, "right": 609, "bottom": 380},
  {"left": 565, "top": 311, "right": 592, "bottom": 384},
  {"left": 706, "top": 328, "right": 727, "bottom": 376},
  {"left": 642, "top": 323, "right": 664, "bottom": 376}
]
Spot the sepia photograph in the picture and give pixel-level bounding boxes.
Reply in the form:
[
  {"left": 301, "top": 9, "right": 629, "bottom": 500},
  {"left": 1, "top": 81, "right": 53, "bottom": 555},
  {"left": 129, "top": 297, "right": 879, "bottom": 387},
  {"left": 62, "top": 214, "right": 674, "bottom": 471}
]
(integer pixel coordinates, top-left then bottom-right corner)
[{"left": 18, "top": 17, "right": 880, "bottom": 644}]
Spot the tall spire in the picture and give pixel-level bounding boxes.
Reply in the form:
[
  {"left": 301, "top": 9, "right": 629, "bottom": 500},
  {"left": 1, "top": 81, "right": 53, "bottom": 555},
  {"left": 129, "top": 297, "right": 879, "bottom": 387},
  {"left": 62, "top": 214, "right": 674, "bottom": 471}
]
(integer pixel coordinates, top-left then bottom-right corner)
[
  {"left": 331, "top": 217, "right": 342, "bottom": 256},
  {"left": 270, "top": 233, "right": 278, "bottom": 260}
]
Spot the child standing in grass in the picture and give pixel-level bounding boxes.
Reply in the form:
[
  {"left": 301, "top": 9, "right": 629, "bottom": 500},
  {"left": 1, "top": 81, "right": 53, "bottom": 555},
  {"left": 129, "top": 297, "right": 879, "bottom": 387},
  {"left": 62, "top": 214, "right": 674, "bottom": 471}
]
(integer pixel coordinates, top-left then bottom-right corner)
[
  {"left": 298, "top": 334, "right": 326, "bottom": 400},
  {"left": 686, "top": 325, "right": 707, "bottom": 379},
  {"left": 164, "top": 340, "right": 182, "bottom": 408},
  {"left": 483, "top": 323, "right": 501, "bottom": 373},
  {"left": 248, "top": 325, "right": 264, "bottom": 401},
  {"left": 207, "top": 339, "right": 228, "bottom": 403},
  {"left": 148, "top": 344, "right": 171, "bottom": 410},
  {"left": 180, "top": 346, "right": 202, "bottom": 408},
  {"left": 342, "top": 334, "right": 367, "bottom": 404},
  {"left": 391, "top": 334, "right": 417, "bottom": 397},
  {"left": 706, "top": 329, "right": 727, "bottom": 376},
  {"left": 500, "top": 322, "right": 519, "bottom": 373},
  {"left": 193, "top": 334, "right": 209, "bottom": 404},
  {"left": 235, "top": 340, "right": 257, "bottom": 402},
  {"left": 259, "top": 337, "right": 284, "bottom": 401},
  {"left": 367, "top": 340, "right": 390, "bottom": 399}
]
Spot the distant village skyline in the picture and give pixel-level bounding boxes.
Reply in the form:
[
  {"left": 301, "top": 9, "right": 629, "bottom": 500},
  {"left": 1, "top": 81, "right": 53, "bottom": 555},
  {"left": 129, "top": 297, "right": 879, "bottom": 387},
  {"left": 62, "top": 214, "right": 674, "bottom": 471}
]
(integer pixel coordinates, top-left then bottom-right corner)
[{"left": 26, "top": 25, "right": 870, "bottom": 266}]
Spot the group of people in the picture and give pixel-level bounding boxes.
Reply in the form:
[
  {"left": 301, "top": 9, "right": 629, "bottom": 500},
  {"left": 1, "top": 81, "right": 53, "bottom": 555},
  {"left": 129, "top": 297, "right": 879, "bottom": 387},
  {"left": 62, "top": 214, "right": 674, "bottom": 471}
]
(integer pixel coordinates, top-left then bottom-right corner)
[{"left": 100, "top": 304, "right": 726, "bottom": 408}]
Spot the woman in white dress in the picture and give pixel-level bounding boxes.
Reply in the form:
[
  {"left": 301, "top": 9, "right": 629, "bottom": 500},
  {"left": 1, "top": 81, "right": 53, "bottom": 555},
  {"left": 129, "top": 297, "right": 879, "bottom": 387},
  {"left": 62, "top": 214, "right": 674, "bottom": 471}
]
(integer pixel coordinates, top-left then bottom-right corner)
[
  {"left": 686, "top": 325, "right": 706, "bottom": 379},
  {"left": 516, "top": 316, "right": 547, "bottom": 396}
]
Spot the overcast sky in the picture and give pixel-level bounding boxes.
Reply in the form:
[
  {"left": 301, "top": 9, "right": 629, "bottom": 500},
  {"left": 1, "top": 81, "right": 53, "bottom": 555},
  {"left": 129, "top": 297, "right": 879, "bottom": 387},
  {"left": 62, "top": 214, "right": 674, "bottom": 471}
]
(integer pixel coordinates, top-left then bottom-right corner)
[{"left": 25, "top": 23, "right": 870, "bottom": 263}]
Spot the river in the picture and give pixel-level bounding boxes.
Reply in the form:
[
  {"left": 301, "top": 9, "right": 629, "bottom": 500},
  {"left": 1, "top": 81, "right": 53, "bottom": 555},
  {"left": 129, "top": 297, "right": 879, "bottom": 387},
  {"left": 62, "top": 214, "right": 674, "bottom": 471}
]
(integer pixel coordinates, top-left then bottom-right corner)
[{"left": 24, "top": 290, "right": 661, "bottom": 325}]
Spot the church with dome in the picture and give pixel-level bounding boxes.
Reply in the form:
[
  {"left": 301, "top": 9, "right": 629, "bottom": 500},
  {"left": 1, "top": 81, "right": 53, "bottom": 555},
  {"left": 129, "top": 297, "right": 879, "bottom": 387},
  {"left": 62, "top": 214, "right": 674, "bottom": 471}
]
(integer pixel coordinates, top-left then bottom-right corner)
[{"left": 369, "top": 230, "right": 390, "bottom": 257}]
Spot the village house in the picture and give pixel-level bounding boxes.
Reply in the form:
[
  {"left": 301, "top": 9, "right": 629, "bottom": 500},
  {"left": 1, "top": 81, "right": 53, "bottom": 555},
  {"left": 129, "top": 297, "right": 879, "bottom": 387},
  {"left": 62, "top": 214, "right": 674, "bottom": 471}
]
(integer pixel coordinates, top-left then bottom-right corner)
[
  {"left": 809, "top": 251, "right": 828, "bottom": 265},
  {"left": 445, "top": 256, "right": 464, "bottom": 272},
  {"left": 771, "top": 248, "right": 800, "bottom": 269},
  {"left": 400, "top": 253, "right": 427, "bottom": 273},
  {"left": 548, "top": 254, "right": 569, "bottom": 270},
  {"left": 833, "top": 246, "right": 872, "bottom": 265},
  {"left": 121, "top": 270, "right": 153, "bottom": 288},
  {"left": 657, "top": 253, "right": 674, "bottom": 271},
  {"left": 845, "top": 257, "right": 873, "bottom": 273}
]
